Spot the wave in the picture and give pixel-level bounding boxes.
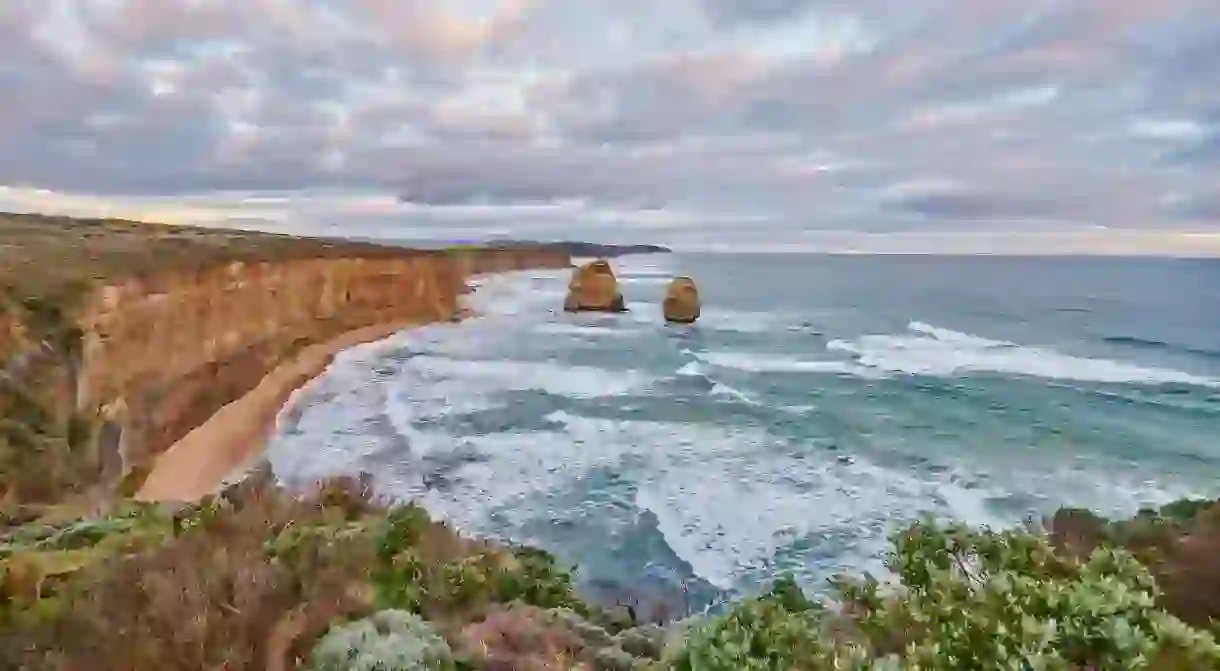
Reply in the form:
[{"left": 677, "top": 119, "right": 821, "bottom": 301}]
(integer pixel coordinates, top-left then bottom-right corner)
[
  {"left": 829, "top": 322, "right": 1219, "bottom": 388},
  {"left": 698, "top": 309, "right": 795, "bottom": 334},
  {"left": 1101, "top": 335, "right": 1220, "bottom": 360},
  {"left": 907, "top": 321, "right": 1015, "bottom": 348},
  {"left": 619, "top": 276, "right": 672, "bottom": 286},
  {"left": 676, "top": 361, "right": 704, "bottom": 377},
  {"left": 695, "top": 351, "right": 856, "bottom": 374},
  {"left": 464, "top": 270, "right": 569, "bottom": 318},
  {"left": 710, "top": 382, "right": 761, "bottom": 406},
  {"left": 403, "top": 355, "right": 655, "bottom": 399},
  {"left": 264, "top": 264, "right": 1220, "bottom": 597},
  {"left": 535, "top": 323, "right": 644, "bottom": 338}
]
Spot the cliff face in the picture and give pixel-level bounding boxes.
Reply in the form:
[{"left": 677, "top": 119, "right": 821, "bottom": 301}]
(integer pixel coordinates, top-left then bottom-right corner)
[{"left": 0, "top": 214, "right": 569, "bottom": 514}]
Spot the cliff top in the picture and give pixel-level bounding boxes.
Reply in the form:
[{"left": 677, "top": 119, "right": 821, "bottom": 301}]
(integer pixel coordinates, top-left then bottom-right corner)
[{"left": 0, "top": 212, "right": 458, "bottom": 302}]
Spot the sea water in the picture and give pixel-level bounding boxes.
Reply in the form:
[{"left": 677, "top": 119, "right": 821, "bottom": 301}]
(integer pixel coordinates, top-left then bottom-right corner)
[{"left": 264, "top": 253, "right": 1220, "bottom": 608}]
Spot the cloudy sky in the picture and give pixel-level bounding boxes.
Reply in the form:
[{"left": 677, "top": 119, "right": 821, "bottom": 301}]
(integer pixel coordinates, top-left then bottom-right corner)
[{"left": 3, "top": 0, "right": 1220, "bottom": 253}]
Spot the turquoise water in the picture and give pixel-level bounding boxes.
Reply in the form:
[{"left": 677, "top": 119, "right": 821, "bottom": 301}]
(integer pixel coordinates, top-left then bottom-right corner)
[{"left": 265, "top": 253, "right": 1220, "bottom": 610}]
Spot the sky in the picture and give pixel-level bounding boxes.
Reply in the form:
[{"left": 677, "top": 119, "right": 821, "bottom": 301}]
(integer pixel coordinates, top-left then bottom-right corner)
[{"left": 3, "top": 0, "right": 1220, "bottom": 254}]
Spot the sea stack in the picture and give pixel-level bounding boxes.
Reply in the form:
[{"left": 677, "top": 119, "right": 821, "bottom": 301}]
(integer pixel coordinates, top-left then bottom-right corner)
[
  {"left": 563, "top": 259, "right": 627, "bottom": 312},
  {"left": 663, "top": 276, "right": 701, "bottom": 324}
]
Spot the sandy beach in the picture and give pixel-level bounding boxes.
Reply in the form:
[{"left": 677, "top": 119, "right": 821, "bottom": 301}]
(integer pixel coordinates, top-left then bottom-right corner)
[{"left": 134, "top": 315, "right": 461, "bottom": 503}]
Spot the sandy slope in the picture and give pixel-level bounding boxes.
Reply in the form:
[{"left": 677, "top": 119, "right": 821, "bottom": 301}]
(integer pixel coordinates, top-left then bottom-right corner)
[{"left": 134, "top": 317, "right": 448, "bottom": 503}]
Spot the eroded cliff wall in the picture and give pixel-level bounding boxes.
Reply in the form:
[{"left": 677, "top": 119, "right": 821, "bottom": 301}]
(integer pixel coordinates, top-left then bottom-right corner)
[{"left": 0, "top": 213, "right": 569, "bottom": 515}]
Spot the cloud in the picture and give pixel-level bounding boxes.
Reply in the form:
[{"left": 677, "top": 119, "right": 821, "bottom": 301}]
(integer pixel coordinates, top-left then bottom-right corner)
[
  {"left": 1, "top": 0, "right": 1218, "bottom": 252},
  {"left": 700, "top": 0, "right": 820, "bottom": 26},
  {"left": 878, "top": 178, "right": 1062, "bottom": 221}
]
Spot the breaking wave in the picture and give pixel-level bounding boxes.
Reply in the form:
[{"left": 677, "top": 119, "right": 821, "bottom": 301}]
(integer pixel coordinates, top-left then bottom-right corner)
[{"left": 266, "top": 254, "right": 1220, "bottom": 600}]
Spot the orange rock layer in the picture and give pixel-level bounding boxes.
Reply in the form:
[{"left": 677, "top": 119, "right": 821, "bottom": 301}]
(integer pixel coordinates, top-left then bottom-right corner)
[
  {"left": 0, "top": 223, "right": 570, "bottom": 504},
  {"left": 86, "top": 250, "right": 570, "bottom": 480}
]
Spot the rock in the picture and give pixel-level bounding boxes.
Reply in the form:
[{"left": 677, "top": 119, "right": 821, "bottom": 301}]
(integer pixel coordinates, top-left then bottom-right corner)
[
  {"left": 563, "top": 259, "right": 627, "bottom": 313},
  {"left": 662, "top": 276, "right": 700, "bottom": 324}
]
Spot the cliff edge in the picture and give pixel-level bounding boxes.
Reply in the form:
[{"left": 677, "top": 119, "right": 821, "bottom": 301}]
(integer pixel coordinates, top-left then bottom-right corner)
[{"left": 0, "top": 212, "right": 570, "bottom": 519}]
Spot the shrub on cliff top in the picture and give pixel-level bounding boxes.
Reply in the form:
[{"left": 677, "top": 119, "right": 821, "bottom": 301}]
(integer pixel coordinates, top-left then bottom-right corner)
[
  {"left": 1050, "top": 498, "right": 1220, "bottom": 628},
  {"left": 310, "top": 609, "right": 455, "bottom": 671},
  {"left": 371, "top": 509, "right": 594, "bottom": 623},
  {"left": 455, "top": 604, "right": 664, "bottom": 670},
  {"left": 667, "top": 521, "right": 1220, "bottom": 670}
]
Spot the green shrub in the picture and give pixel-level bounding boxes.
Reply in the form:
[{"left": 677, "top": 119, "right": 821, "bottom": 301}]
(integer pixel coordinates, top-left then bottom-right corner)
[
  {"left": 664, "top": 572, "right": 864, "bottom": 670},
  {"left": 666, "top": 523, "right": 1220, "bottom": 670},
  {"left": 371, "top": 513, "right": 594, "bottom": 621},
  {"left": 837, "top": 520, "right": 1220, "bottom": 669},
  {"left": 491, "top": 545, "right": 590, "bottom": 614},
  {"left": 666, "top": 586, "right": 868, "bottom": 670},
  {"left": 455, "top": 604, "right": 663, "bottom": 670},
  {"left": 309, "top": 609, "right": 455, "bottom": 671}
]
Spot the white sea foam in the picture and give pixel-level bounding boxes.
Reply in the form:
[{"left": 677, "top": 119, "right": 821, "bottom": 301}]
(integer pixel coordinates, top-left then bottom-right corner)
[
  {"left": 676, "top": 361, "right": 704, "bottom": 376},
  {"left": 264, "top": 263, "right": 1219, "bottom": 597},
  {"left": 265, "top": 369, "right": 399, "bottom": 487},
  {"left": 829, "top": 321, "right": 1219, "bottom": 387},
  {"left": 908, "top": 321, "right": 1014, "bottom": 347},
  {"left": 620, "top": 276, "right": 672, "bottom": 285},
  {"left": 709, "top": 382, "right": 760, "bottom": 405},
  {"left": 696, "top": 308, "right": 792, "bottom": 334},
  {"left": 629, "top": 432, "right": 1005, "bottom": 590},
  {"left": 464, "top": 269, "right": 569, "bottom": 318},
  {"left": 696, "top": 351, "right": 856, "bottom": 374},
  {"left": 535, "top": 323, "right": 644, "bottom": 338},
  {"left": 403, "top": 355, "right": 653, "bottom": 399}
]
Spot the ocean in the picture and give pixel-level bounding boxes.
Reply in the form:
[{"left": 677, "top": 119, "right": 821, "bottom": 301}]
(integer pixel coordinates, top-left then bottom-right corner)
[{"left": 264, "top": 253, "right": 1220, "bottom": 611}]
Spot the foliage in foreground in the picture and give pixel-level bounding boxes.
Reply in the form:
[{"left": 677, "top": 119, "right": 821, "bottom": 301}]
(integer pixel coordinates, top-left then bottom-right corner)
[
  {"left": 310, "top": 610, "right": 455, "bottom": 671},
  {"left": 6, "top": 475, "right": 1220, "bottom": 670},
  {"left": 0, "top": 476, "right": 655, "bottom": 670},
  {"left": 1050, "top": 497, "right": 1220, "bottom": 628},
  {"left": 669, "top": 520, "right": 1220, "bottom": 670}
]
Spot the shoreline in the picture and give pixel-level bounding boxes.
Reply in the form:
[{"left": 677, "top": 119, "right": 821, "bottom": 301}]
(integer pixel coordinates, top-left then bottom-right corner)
[{"left": 134, "top": 311, "right": 470, "bottom": 503}]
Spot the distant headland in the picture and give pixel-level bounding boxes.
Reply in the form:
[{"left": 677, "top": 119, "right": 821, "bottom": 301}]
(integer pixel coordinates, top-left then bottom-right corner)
[{"left": 345, "top": 236, "right": 673, "bottom": 258}]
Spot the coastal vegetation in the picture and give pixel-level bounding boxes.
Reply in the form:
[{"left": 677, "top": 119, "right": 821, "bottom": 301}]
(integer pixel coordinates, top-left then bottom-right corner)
[{"left": 4, "top": 472, "right": 1220, "bottom": 669}]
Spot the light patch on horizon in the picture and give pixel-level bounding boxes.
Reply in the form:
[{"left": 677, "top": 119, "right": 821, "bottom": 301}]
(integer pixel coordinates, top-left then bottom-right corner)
[
  {"left": 1, "top": 0, "right": 1218, "bottom": 253},
  {"left": 1128, "top": 118, "right": 1211, "bottom": 141},
  {"left": 902, "top": 86, "right": 1060, "bottom": 129}
]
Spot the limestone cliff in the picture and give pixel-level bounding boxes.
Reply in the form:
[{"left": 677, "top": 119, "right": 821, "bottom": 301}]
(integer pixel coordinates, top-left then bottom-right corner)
[{"left": 0, "top": 213, "right": 570, "bottom": 517}]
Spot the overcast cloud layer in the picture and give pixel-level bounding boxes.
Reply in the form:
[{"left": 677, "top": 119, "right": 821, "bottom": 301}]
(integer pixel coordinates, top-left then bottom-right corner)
[{"left": 3, "top": 0, "right": 1220, "bottom": 253}]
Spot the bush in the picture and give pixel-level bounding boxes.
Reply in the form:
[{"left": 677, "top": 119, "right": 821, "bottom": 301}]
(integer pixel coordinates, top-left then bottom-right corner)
[
  {"left": 10, "top": 472, "right": 1220, "bottom": 670},
  {"left": 666, "top": 522, "right": 1220, "bottom": 670},
  {"left": 371, "top": 513, "right": 595, "bottom": 623},
  {"left": 4, "top": 478, "right": 382, "bottom": 670},
  {"left": 842, "top": 521, "right": 1220, "bottom": 669},
  {"left": 310, "top": 609, "right": 455, "bottom": 671},
  {"left": 1050, "top": 499, "right": 1220, "bottom": 628},
  {"left": 456, "top": 604, "right": 663, "bottom": 671},
  {"left": 665, "top": 574, "right": 866, "bottom": 671}
]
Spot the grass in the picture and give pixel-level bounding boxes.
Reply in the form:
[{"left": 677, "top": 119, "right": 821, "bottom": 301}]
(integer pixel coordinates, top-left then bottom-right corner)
[{"left": 3, "top": 469, "right": 1220, "bottom": 669}]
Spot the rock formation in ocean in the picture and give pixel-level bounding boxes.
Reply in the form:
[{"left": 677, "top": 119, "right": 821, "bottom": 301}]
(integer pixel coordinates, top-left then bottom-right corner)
[
  {"left": 662, "top": 276, "right": 700, "bottom": 324},
  {"left": 563, "top": 259, "right": 627, "bottom": 313}
]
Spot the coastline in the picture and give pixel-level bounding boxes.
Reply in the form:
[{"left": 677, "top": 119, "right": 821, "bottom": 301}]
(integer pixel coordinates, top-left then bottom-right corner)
[
  {"left": 134, "top": 311, "right": 470, "bottom": 503},
  {"left": 8, "top": 250, "right": 1220, "bottom": 667}
]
